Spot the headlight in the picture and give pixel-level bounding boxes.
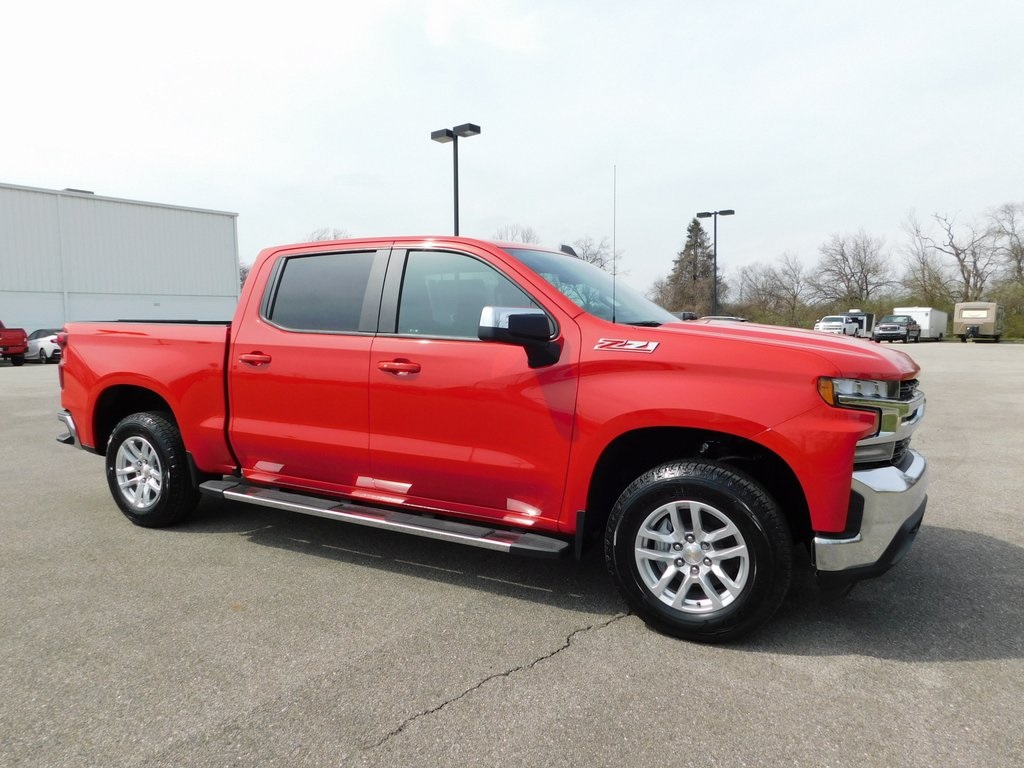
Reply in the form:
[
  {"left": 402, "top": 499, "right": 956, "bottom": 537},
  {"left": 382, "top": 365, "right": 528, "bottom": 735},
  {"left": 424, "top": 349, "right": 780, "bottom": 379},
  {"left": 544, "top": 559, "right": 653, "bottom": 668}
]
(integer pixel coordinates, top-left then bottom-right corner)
[{"left": 818, "top": 377, "right": 898, "bottom": 405}]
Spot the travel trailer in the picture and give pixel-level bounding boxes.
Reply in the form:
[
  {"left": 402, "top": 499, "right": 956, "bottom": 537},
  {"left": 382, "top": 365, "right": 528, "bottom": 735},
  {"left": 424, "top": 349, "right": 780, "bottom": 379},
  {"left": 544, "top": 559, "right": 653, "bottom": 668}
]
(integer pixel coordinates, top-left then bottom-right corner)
[{"left": 953, "top": 302, "right": 1005, "bottom": 342}]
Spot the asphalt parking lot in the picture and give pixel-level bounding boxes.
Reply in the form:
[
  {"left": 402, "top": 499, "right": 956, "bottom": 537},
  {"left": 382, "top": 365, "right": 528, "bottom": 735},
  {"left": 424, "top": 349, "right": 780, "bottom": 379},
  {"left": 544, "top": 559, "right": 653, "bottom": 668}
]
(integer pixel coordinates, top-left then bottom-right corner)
[{"left": 2, "top": 342, "right": 1022, "bottom": 768}]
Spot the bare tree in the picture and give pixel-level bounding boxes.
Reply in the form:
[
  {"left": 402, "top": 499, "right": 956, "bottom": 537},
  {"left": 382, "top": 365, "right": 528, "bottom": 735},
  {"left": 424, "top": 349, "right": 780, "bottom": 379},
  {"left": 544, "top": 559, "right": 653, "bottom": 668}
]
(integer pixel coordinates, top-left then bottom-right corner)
[
  {"left": 732, "top": 253, "right": 809, "bottom": 326},
  {"left": 493, "top": 224, "right": 541, "bottom": 244},
  {"left": 306, "top": 227, "right": 350, "bottom": 241},
  {"left": 900, "top": 214, "right": 957, "bottom": 306},
  {"left": 911, "top": 214, "right": 996, "bottom": 302},
  {"left": 736, "top": 262, "right": 779, "bottom": 310},
  {"left": 239, "top": 263, "right": 251, "bottom": 289},
  {"left": 987, "top": 203, "right": 1024, "bottom": 330},
  {"left": 990, "top": 203, "right": 1024, "bottom": 284},
  {"left": 572, "top": 235, "right": 621, "bottom": 273},
  {"left": 774, "top": 252, "right": 811, "bottom": 326},
  {"left": 808, "top": 231, "right": 896, "bottom": 304}
]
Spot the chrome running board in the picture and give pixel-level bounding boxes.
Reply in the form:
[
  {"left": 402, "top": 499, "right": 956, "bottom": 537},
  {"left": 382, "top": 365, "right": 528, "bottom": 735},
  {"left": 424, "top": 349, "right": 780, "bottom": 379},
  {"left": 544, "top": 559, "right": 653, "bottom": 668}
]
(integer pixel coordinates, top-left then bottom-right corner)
[{"left": 199, "top": 480, "right": 569, "bottom": 558}]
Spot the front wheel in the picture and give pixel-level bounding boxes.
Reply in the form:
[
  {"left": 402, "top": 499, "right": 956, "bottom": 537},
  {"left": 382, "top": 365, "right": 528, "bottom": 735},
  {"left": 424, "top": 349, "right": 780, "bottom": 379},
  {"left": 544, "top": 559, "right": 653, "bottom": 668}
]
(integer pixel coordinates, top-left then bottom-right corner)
[
  {"left": 105, "top": 411, "right": 199, "bottom": 527},
  {"left": 605, "top": 461, "right": 793, "bottom": 643}
]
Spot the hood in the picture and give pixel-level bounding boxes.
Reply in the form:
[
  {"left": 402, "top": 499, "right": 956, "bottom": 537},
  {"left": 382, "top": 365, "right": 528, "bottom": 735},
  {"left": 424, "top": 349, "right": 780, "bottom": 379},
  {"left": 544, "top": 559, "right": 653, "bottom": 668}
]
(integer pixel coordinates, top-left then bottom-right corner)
[{"left": 649, "top": 320, "right": 919, "bottom": 380}]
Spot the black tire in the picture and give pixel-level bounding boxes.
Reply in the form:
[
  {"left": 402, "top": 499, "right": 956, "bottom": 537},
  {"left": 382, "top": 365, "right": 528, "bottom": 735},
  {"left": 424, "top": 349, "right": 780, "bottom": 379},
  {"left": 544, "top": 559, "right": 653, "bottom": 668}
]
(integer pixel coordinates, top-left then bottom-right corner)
[
  {"left": 105, "top": 411, "right": 199, "bottom": 527},
  {"left": 605, "top": 461, "right": 792, "bottom": 643},
  {"left": 11, "top": 355, "right": 25, "bottom": 367},
  {"left": 38, "top": 350, "right": 47, "bottom": 363}
]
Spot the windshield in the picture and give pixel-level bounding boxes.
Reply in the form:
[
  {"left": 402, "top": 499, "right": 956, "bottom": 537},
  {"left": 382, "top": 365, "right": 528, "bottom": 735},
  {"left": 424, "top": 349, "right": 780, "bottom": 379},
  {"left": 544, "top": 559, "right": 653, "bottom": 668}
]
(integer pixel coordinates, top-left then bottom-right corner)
[
  {"left": 880, "top": 315, "right": 909, "bottom": 323},
  {"left": 821, "top": 316, "right": 844, "bottom": 323},
  {"left": 504, "top": 248, "right": 677, "bottom": 325}
]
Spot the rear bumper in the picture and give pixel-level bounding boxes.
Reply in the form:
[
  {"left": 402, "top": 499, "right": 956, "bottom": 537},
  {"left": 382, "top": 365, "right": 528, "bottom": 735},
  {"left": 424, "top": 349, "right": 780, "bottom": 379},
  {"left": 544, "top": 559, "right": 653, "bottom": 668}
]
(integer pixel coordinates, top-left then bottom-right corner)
[
  {"left": 814, "top": 449, "right": 927, "bottom": 590},
  {"left": 57, "top": 410, "right": 81, "bottom": 449}
]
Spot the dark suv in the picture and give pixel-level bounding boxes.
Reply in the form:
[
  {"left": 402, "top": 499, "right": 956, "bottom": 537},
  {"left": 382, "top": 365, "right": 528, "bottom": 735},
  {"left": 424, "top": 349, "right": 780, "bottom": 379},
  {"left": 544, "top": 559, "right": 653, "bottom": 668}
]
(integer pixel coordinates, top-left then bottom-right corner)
[{"left": 872, "top": 314, "right": 921, "bottom": 343}]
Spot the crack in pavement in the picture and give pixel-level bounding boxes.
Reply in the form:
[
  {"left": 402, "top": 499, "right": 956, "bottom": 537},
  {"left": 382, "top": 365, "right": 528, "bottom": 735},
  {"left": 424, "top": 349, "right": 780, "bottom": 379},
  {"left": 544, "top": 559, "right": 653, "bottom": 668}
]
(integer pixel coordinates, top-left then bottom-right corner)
[{"left": 369, "top": 613, "right": 629, "bottom": 750}]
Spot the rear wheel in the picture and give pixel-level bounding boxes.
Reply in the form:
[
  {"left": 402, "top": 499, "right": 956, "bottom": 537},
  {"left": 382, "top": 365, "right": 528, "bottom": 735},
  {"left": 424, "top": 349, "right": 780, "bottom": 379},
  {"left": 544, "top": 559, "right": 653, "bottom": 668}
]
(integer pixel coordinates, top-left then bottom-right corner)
[
  {"left": 605, "top": 461, "right": 792, "bottom": 643},
  {"left": 11, "top": 355, "right": 25, "bottom": 366},
  {"left": 38, "top": 350, "right": 48, "bottom": 363},
  {"left": 105, "top": 411, "right": 199, "bottom": 527}
]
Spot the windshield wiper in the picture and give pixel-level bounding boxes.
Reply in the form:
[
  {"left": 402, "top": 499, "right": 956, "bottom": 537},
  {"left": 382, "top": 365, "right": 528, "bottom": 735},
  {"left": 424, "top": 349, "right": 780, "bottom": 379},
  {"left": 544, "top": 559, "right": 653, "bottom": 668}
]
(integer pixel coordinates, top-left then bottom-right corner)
[{"left": 622, "top": 320, "right": 662, "bottom": 327}]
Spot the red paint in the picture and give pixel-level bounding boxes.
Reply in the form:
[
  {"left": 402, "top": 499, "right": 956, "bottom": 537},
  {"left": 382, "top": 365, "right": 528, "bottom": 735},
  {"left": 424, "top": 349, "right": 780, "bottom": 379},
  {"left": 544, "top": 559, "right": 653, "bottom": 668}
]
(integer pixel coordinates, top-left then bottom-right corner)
[{"left": 59, "top": 237, "right": 921, "bottom": 538}]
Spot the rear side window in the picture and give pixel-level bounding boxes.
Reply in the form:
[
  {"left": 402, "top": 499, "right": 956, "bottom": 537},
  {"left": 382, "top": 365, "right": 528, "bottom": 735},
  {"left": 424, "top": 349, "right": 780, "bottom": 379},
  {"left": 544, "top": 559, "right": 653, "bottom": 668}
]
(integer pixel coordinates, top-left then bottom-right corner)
[{"left": 267, "top": 251, "right": 375, "bottom": 332}]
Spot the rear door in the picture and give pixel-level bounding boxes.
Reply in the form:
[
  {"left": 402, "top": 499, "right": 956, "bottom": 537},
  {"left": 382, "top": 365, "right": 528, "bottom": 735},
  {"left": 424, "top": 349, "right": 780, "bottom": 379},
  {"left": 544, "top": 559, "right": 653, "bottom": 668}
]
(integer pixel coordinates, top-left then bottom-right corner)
[{"left": 228, "top": 246, "right": 388, "bottom": 496}]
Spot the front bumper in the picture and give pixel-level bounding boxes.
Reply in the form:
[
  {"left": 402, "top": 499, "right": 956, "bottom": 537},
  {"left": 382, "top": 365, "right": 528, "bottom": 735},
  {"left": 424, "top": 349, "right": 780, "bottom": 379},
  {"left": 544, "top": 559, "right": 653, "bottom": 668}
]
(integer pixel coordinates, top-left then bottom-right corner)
[{"left": 814, "top": 449, "right": 927, "bottom": 590}]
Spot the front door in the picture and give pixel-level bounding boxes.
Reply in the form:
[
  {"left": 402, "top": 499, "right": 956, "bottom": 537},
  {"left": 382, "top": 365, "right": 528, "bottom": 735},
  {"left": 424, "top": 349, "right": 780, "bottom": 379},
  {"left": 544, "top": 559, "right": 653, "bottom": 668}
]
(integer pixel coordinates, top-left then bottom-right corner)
[{"left": 367, "top": 248, "right": 579, "bottom": 529}]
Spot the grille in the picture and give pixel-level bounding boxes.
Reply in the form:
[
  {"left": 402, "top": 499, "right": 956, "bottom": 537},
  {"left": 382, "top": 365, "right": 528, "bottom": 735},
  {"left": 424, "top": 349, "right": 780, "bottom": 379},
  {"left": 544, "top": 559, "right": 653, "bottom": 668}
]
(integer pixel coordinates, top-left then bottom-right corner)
[{"left": 899, "top": 379, "right": 919, "bottom": 401}]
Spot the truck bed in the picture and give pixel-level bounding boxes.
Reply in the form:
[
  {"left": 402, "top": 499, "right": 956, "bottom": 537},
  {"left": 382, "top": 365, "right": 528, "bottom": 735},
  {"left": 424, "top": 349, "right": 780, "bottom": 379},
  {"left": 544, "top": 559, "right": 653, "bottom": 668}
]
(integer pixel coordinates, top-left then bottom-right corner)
[{"left": 59, "top": 321, "right": 235, "bottom": 471}]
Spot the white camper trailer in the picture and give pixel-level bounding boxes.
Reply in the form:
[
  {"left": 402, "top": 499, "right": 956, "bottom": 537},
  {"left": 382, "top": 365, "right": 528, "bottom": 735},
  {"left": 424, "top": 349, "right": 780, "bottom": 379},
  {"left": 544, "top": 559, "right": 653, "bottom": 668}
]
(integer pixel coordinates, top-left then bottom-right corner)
[{"left": 892, "top": 307, "right": 948, "bottom": 341}]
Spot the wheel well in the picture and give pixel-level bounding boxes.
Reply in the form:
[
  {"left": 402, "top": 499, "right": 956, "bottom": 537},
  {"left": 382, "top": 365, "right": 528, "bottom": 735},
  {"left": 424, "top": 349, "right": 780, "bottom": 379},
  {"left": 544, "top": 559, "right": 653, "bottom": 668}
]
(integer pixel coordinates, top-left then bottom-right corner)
[
  {"left": 584, "top": 427, "right": 810, "bottom": 548},
  {"left": 93, "top": 386, "right": 174, "bottom": 453}
]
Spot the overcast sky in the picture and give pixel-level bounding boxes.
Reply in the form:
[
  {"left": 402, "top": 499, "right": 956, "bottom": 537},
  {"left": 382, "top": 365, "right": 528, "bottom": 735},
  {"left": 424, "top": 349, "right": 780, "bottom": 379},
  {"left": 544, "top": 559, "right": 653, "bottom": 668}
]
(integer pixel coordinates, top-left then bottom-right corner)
[{"left": 3, "top": 0, "right": 1021, "bottom": 293}]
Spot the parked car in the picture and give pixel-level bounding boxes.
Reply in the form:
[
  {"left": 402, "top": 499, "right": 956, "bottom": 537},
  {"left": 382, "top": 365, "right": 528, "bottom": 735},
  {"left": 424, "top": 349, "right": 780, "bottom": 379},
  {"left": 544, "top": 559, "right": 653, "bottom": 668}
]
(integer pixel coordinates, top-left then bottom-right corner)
[
  {"left": 0, "top": 320, "right": 28, "bottom": 366},
  {"left": 872, "top": 315, "right": 921, "bottom": 343},
  {"left": 27, "top": 329, "right": 62, "bottom": 363}
]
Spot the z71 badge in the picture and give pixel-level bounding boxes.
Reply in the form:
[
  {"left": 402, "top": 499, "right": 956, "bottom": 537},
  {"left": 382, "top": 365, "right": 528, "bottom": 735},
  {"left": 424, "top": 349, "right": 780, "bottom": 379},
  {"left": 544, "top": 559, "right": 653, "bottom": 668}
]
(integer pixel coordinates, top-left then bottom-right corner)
[{"left": 594, "top": 338, "right": 660, "bottom": 353}]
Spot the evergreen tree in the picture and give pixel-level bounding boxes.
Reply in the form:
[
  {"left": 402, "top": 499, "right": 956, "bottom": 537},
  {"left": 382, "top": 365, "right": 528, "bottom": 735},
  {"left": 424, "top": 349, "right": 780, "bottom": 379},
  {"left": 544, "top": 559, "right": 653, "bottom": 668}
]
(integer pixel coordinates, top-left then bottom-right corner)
[{"left": 654, "top": 219, "right": 716, "bottom": 313}]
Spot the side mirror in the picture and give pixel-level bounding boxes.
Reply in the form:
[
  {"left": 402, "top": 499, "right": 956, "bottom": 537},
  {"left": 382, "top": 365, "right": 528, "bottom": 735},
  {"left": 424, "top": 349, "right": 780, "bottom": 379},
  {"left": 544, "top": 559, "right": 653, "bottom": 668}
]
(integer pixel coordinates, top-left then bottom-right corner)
[{"left": 478, "top": 307, "right": 561, "bottom": 368}]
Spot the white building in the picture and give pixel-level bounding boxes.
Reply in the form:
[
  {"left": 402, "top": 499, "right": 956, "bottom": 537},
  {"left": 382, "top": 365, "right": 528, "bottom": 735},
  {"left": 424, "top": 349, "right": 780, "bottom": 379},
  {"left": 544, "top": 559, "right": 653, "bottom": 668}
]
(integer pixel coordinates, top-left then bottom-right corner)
[{"left": 1, "top": 182, "right": 240, "bottom": 332}]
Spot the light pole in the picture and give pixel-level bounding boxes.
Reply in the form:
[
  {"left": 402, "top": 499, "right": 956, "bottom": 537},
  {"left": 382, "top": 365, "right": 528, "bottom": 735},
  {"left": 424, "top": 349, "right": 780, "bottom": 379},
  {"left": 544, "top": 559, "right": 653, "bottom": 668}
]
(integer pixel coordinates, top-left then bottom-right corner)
[
  {"left": 696, "top": 209, "right": 735, "bottom": 315},
  {"left": 431, "top": 123, "right": 481, "bottom": 236}
]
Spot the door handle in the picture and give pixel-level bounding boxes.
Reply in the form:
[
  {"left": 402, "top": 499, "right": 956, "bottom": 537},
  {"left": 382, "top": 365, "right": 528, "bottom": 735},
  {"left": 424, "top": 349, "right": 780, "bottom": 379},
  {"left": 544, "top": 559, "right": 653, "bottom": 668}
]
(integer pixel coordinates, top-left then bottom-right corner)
[
  {"left": 239, "top": 353, "right": 272, "bottom": 366},
  {"left": 377, "top": 360, "right": 421, "bottom": 375}
]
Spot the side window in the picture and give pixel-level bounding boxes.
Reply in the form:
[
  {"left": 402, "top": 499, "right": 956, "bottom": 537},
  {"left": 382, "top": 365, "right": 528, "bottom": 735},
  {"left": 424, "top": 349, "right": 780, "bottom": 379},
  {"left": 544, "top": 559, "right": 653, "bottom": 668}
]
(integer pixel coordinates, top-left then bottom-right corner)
[
  {"left": 398, "top": 250, "right": 538, "bottom": 339},
  {"left": 266, "top": 251, "right": 375, "bottom": 332}
]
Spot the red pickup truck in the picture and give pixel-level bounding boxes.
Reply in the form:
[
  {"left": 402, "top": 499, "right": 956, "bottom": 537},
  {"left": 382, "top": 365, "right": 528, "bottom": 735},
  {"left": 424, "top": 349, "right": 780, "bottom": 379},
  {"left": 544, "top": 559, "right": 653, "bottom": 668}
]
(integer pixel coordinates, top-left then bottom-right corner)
[
  {"left": 1, "top": 321, "right": 28, "bottom": 366},
  {"left": 57, "top": 236, "right": 928, "bottom": 642}
]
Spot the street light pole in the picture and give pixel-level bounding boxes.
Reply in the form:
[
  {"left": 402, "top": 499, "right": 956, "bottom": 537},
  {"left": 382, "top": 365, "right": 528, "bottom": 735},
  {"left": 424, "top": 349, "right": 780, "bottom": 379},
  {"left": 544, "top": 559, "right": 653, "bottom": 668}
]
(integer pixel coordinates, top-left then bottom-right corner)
[
  {"left": 431, "top": 123, "right": 481, "bottom": 236},
  {"left": 696, "top": 209, "right": 735, "bottom": 315}
]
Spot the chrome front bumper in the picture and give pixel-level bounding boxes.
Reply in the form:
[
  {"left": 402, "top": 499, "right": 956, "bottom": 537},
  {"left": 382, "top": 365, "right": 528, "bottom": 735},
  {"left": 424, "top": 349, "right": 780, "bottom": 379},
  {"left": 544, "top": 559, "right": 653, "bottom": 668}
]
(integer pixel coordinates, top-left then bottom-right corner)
[{"left": 814, "top": 449, "right": 927, "bottom": 585}]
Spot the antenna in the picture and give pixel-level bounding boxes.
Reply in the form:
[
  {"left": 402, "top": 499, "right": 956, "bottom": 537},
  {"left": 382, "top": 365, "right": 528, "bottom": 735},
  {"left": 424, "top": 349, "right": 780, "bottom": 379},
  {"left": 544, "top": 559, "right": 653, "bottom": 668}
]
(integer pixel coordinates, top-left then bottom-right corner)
[{"left": 612, "top": 165, "right": 617, "bottom": 323}]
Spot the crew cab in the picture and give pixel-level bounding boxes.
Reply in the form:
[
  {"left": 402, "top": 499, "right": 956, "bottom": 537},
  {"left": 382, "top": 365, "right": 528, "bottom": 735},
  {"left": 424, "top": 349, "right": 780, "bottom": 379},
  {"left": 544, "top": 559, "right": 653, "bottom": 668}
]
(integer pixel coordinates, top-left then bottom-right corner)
[
  {"left": 1, "top": 321, "right": 28, "bottom": 366},
  {"left": 873, "top": 315, "right": 922, "bottom": 344},
  {"left": 56, "top": 237, "right": 928, "bottom": 642}
]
